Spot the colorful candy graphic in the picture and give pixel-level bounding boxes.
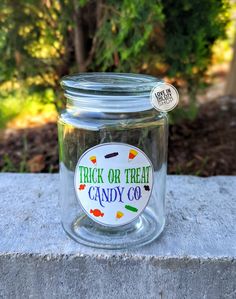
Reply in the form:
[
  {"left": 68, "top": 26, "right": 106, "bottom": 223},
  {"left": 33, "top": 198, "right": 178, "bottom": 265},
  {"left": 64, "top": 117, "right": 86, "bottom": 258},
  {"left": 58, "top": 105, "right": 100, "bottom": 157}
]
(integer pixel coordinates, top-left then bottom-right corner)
[
  {"left": 79, "top": 184, "right": 86, "bottom": 190},
  {"left": 89, "top": 155, "right": 97, "bottom": 165},
  {"left": 128, "top": 149, "right": 138, "bottom": 161},
  {"left": 105, "top": 152, "right": 119, "bottom": 159},
  {"left": 116, "top": 211, "right": 124, "bottom": 219},
  {"left": 144, "top": 185, "right": 150, "bottom": 191},
  {"left": 125, "top": 205, "right": 138, "bottom": 213},
  {"left": 90, "top": 209, "right": 104, "bottom": 217}
]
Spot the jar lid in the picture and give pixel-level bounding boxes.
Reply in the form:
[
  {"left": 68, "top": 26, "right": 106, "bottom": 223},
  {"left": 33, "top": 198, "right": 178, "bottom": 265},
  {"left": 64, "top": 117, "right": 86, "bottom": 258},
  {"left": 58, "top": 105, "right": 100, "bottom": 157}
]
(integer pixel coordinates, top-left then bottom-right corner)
[{"left": 61, "top": 72, "right": 161, "bottom": 112}]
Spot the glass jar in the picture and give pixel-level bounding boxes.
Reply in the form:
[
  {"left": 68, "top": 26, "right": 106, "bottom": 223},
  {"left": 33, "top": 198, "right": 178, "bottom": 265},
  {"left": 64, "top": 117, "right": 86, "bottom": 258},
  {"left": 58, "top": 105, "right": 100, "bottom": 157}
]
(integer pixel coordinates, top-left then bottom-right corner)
[{"left": 58, "top": 73, "right": 168, "bottom": 249}]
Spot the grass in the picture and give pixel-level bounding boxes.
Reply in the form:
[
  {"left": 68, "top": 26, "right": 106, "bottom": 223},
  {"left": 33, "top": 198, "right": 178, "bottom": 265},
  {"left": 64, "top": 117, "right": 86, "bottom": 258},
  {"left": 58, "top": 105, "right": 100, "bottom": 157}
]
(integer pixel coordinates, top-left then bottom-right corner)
[
  {"left": 0, "top": 87, "right": 57, "bottom": 129},
  {"left": 1, "top": 134, "right": 28, "bottom": 172}
]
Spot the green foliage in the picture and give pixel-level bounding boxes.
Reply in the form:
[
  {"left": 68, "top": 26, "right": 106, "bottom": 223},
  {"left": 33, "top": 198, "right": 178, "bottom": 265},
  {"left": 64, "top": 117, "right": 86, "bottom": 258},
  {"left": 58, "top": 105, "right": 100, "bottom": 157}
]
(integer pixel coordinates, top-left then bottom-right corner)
[
  {"left": 0, "top": 0, "right": 66, "bottom": 84},
  {"left": 0, "top": 87, "right": 56, "bottom": 128},
  {"left": 0, "top": 0, "right": 230, "bottom": 121},
  {"left": 161, "top": 0, "right": 229, "bottom": 85},
  {"left": 0, "top": 95, "right": 21, "bottom": 128},
  {"left": 94, "top": 0, "right": 229, "bottom": 108},
  {"left": 93, "top": 0, "right": 164, "bottom": 72}
]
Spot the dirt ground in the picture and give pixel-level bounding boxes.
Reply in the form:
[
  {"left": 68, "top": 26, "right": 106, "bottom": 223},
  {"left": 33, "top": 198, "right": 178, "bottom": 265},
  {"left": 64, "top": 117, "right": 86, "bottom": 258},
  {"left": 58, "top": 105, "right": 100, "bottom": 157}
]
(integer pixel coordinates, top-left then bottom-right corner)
[
  {"left": 0, "top": 96, "right": 235, "bottom": 176},
  {"left": 168, "top": 96, "right": 236, "bottom": 176}
]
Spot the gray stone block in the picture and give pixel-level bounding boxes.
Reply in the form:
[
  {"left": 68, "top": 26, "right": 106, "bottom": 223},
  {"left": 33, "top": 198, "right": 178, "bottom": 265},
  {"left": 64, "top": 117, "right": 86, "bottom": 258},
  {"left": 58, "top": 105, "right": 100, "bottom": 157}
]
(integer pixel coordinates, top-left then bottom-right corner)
[{"left": 0, "top": 174, "right": 235, "bottom": 298}]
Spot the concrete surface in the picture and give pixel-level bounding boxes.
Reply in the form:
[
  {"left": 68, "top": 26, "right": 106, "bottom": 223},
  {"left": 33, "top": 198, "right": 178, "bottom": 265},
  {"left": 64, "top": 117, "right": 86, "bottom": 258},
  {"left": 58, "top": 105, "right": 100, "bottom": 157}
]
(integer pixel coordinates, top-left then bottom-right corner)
[{"left": 0, "top": 174, "right": 235, "bottom": 299}]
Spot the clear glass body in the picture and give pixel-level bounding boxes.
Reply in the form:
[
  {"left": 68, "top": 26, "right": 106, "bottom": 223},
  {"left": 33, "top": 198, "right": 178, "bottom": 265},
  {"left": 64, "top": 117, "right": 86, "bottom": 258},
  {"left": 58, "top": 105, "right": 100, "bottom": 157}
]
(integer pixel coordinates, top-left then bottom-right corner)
[{"left": 58, "top": 73, "right": 168, "bottom": 249}]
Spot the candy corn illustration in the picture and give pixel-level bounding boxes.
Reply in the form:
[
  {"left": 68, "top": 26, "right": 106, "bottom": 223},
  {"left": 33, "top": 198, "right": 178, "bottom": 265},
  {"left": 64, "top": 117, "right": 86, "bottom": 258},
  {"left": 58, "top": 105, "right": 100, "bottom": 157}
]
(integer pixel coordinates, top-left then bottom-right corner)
[
  {"left": 90, "top": 209, "right": 104, "bottom": 217},
  {"left": 128, "top": 149, "right": 138, "bottom": 161},
  {"left": 89, "top": 155, "right": 97, "bottom": 165},
  {"left": 116, "top": 211, "right": 124, "bottom": 219}
]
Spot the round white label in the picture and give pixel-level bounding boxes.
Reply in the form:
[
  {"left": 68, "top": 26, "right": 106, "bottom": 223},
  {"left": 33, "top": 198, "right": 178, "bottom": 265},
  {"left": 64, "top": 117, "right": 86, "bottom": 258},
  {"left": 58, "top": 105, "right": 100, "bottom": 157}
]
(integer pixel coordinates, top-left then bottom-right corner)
[
  {"left": 150, "top": 83, "right": 179, "bottom": 112},
  {"left": 74, "top": 143, "right": 154, "bottom": 227}
]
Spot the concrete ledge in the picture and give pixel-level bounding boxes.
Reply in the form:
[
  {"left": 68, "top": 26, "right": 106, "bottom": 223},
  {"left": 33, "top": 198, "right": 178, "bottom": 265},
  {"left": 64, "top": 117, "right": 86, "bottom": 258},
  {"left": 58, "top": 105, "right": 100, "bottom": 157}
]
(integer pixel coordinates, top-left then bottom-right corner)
[{"left": 0, "top": 174, "right": 235, "bottom": 298}]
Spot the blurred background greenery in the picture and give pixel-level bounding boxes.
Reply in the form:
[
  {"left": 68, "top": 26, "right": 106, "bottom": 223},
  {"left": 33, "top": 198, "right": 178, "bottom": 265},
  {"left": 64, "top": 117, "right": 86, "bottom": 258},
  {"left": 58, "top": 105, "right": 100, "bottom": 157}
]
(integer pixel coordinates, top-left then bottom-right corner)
[{"left": 0, "top": 0, "right": 235, "bottom": 175}]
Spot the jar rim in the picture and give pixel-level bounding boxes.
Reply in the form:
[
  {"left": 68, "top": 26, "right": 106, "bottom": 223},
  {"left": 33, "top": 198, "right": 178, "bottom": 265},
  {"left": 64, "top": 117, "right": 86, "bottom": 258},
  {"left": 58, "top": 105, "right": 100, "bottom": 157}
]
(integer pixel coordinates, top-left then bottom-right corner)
[
  {"left": 60, "top": 72, "right": 162, "bottom": 112},
  {"left": 61, "top": 72, "right": 160, "bottom": 92}
]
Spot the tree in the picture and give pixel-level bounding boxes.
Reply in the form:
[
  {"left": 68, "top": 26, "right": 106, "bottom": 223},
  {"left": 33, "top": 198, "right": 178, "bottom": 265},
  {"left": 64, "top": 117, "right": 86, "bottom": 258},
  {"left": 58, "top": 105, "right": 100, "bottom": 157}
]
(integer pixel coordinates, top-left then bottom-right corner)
[{"left": 225, "top": 34, "right": 236, "bottom": 97}]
